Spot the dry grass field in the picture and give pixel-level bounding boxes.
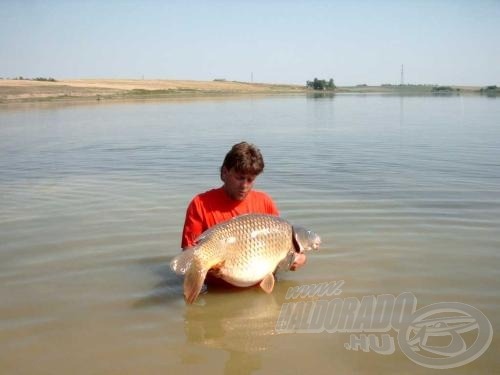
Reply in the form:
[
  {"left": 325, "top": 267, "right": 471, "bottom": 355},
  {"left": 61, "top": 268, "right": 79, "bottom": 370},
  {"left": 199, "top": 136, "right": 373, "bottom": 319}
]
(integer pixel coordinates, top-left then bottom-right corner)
[{"left": 0, "top": 79, "right": 306, "bottom": 103}]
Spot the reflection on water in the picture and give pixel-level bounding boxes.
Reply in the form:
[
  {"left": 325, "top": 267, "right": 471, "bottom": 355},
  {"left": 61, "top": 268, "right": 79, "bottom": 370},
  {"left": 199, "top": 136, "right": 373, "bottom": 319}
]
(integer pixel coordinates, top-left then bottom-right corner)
[
  {"left": 136, "top": 258, "right": 288, "bottom": 374},
  {"left": 183, "top": 290, "right": 282, "bottom": 375},
  {"left": 307, "top": 92, "right": 335, "bottom": 100},
  {"left": 1, "top": 94, "right": 499, "bottom": 374}
]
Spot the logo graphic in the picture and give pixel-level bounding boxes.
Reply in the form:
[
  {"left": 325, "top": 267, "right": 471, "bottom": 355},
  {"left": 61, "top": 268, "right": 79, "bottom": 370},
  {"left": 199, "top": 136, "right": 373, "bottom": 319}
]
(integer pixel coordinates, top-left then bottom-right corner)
[
  {"left": 276, "top": 281, "right": 493, "bottom": 369},
  {"left": 398, "top": 302, "right": 493, "bottom": 369}
]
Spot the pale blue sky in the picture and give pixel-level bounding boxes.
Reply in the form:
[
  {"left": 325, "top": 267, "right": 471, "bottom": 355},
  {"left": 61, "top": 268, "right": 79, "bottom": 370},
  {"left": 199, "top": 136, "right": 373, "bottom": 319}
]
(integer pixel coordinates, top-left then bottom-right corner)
[{"left": 1, "top": 0, "right": 499, "bottom": 86}]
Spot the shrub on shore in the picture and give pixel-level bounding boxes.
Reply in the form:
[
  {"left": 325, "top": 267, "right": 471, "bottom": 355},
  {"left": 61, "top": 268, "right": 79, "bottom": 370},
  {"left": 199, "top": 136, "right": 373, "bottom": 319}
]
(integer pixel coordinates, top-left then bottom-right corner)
[{"left": 306, "top": 78, "right": 335, "bottom": 91}]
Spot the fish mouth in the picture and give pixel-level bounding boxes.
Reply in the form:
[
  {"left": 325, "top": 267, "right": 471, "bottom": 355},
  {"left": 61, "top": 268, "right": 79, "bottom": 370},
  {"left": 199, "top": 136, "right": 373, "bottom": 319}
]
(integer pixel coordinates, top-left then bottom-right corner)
[{"left": 312, "top": 235, "right": 321, "bottom": 250}]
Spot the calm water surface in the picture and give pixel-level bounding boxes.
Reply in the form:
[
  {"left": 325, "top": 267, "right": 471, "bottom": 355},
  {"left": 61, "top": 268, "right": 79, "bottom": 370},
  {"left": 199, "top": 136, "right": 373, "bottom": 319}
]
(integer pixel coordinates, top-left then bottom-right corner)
[{"left": 1, "top": 95, "right": 499, "bottom": 374}]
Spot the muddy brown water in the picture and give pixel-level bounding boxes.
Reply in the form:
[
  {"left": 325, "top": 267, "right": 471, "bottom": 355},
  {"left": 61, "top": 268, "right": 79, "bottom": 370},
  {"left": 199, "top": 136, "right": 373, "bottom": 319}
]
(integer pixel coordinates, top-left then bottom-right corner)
[{"left": 1, "top": 95, "right": 499, "bottom": 374}]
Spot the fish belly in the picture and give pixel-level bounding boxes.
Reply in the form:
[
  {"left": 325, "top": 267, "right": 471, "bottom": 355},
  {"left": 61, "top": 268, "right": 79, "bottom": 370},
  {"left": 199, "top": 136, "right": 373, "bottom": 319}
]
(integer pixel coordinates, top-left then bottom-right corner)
[{"left": 217, "top": 247, "right": 289, "bottom": 287}]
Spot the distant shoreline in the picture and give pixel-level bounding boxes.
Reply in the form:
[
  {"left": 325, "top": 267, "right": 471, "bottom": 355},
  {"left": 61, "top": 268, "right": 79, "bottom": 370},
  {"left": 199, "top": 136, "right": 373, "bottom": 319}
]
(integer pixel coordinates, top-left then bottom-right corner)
[{"left": 0, "top": 79, "right": 496, "bottom": 104}]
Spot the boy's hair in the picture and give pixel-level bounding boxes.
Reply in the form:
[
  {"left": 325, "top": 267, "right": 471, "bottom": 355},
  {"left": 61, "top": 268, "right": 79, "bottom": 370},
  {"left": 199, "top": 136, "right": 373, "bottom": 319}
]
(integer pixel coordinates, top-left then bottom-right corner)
[{"left": 220, "top": 142, "right": 265, "bottom": 179}]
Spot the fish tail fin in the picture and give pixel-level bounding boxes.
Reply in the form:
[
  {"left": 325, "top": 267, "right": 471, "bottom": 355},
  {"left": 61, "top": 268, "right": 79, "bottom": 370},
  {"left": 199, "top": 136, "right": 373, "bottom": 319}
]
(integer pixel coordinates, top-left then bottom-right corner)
[{"left": 184, "top": 258, "right": 209, "bottom": 304}]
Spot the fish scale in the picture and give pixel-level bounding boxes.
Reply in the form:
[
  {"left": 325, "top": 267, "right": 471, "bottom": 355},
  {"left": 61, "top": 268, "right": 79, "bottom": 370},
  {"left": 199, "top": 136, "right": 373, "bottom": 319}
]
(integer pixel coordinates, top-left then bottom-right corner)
[{"left": 219, "top": 216, "right": 292, "bottom": 285}]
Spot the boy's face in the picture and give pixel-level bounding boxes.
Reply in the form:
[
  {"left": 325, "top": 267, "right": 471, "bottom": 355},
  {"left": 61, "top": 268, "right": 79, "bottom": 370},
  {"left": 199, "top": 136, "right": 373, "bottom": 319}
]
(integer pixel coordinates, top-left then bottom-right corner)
[{"left": 221, "top": 167, "right": 257, "bottom": 201}]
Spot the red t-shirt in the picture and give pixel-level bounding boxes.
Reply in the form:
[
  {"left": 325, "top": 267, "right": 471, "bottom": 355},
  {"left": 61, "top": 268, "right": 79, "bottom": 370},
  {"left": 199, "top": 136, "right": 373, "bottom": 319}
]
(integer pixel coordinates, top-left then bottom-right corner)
[{"left": 181, "top": 187, "right": 279, "bottom": 249}]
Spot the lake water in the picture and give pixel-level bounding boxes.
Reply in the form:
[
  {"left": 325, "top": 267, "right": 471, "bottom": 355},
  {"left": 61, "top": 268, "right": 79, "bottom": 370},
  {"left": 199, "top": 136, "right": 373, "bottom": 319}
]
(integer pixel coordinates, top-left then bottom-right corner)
[{"left": 1, "top": 94, "right": 499, "bottom": 374}]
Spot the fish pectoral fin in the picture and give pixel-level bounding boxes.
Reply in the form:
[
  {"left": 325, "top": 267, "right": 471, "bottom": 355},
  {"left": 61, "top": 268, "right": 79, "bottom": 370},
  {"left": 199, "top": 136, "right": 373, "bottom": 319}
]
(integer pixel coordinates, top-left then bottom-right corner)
[{"left": 259, "top": 273, "right": 275, "bottom": 294}]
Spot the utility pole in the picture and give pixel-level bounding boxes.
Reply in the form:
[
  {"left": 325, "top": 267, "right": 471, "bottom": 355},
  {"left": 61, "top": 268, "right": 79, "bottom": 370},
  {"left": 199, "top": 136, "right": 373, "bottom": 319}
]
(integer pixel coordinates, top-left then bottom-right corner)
[{"left": 400, "top": 64, "right": 404, "bottom": 85}]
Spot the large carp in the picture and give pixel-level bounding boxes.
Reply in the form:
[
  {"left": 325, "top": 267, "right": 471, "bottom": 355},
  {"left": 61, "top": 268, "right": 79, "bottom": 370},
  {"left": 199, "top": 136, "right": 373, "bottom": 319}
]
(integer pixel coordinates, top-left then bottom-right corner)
[{"left": 170, "top": 214, "right": 321, "bottom": 304}]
